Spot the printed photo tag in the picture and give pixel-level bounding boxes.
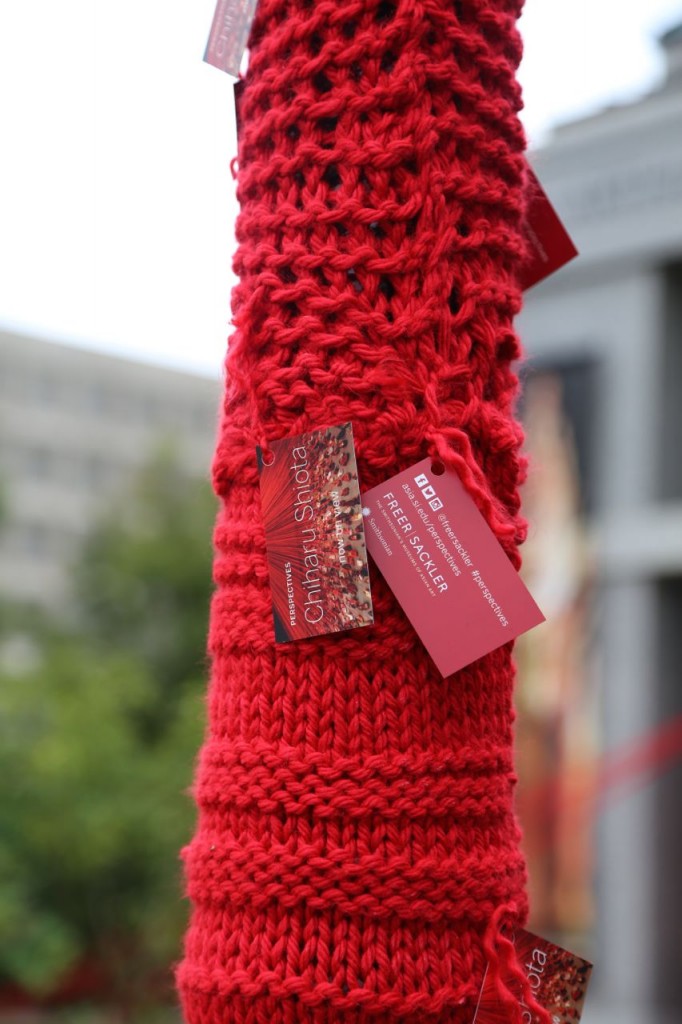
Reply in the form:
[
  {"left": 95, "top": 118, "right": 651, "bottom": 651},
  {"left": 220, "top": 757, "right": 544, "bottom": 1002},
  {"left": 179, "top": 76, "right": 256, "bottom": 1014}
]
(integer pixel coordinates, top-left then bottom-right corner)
[
  {"left": 473, "top": 928, "right": 593, "bottom": 1024},
  {"left": 257, "top": 423, "right": 374, "bottom": 643},
  {"left": 361, "top": 459, "right": 544, "bottom": 677}
]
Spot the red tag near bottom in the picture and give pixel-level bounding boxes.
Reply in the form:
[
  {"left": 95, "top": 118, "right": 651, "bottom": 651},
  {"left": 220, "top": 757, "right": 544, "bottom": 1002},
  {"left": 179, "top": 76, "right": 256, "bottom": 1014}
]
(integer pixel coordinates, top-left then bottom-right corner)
[{"left": 473, "top": 928, "right": 593, "bottom": 1024}]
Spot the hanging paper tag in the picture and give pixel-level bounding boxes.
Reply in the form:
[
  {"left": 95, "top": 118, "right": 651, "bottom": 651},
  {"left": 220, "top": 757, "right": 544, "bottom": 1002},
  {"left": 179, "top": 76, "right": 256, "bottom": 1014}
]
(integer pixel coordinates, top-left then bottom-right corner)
[
  {"left": 203, "top": 0, "right": 258, "bottom": 78},
  {"left": 361, "top": 459, "right": 544, "bottom": 677},
  {"left": 473, "top": 928, "right": 593, "bottom": 1023},
  {"left": 257, "top": 423, "right": 374, "bottom": 643},
  {"left": 521, "top": 163, "right": 578, "bottom": 290}
]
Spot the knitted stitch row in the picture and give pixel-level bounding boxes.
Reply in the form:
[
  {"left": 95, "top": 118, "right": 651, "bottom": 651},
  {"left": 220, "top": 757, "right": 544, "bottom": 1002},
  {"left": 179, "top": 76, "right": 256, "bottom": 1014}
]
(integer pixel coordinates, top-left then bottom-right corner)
[{"left": 178, "top": 0, "right": 532, "bottom": 1020}]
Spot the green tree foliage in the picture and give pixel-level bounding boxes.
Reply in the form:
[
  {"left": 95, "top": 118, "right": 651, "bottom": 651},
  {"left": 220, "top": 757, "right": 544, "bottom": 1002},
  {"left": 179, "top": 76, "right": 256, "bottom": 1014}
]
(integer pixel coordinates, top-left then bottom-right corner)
[
  {"left": 0, "top": 448, "right": 215, "bottom": 1012},
  {"left": 74, "top": 447, "right": 217, "bottom": 732}
]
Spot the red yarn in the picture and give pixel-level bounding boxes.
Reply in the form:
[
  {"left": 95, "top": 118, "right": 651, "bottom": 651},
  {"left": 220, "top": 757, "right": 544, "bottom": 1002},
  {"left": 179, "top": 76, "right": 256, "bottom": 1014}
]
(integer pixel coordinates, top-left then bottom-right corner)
[{"left": 178, "top": 0, "right": 534, "bottom": 1020}]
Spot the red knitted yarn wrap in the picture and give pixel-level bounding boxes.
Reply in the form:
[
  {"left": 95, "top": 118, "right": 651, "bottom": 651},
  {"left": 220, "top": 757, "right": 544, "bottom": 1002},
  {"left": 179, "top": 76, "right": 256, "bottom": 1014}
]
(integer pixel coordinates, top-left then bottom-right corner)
[{"left": 178, "top": 1, "right": 532, "bottom": 1021}]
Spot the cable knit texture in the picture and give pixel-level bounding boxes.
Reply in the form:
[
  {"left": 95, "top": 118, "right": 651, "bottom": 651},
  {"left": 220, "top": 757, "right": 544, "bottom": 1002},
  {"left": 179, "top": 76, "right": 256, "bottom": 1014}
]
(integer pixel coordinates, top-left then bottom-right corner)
[{"left": 178, "top": 0, "right": 532, "bottom": 1020}]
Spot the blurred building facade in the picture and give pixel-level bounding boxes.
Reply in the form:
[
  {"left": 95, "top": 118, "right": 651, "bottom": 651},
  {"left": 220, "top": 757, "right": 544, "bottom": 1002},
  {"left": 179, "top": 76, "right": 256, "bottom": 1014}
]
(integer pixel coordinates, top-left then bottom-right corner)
[
  {"left": 0, "top": 331, "right": 220, "bottom": 606},
  {"left": 520, "top": 24, "right": 682, "bottom": 1024}
]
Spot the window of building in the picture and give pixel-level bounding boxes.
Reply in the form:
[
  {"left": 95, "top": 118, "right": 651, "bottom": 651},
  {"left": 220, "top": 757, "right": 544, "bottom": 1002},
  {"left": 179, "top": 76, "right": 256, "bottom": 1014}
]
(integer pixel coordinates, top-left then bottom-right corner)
[
  {"left": 27, "top": 447, "right": 52, "bottom": 479},
  {"left": 34, "top": 371, "right": 55, "bottom": 404},
  {"left": 659, "top": 260, "right": 682, "bottom": 500},
  {"left": 83, "top": 454, "right": 107, "bottom": 488},
  {"left": 21, "top": 523, "right": 49, "bottom": 557}
]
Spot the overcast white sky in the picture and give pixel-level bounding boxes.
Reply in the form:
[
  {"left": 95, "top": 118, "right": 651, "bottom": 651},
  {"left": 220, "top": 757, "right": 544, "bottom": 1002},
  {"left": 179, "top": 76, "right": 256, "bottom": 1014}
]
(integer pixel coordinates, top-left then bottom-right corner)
[{"left": 1, "top": 0, "right": 681, "bottom": 377}]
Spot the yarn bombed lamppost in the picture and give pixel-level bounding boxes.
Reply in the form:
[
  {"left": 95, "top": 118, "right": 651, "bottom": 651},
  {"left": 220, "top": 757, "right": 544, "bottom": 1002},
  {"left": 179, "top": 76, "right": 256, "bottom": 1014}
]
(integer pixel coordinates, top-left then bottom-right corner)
[{"left": 177, "top": 0, "right": 544, "bottom": 1020}]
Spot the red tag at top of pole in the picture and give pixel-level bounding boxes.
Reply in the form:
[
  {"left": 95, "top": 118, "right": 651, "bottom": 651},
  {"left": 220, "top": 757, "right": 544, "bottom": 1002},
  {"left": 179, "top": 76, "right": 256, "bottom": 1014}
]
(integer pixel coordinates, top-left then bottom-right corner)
[{"left": 203, "top": 0, "right": 258, "bottom": 78}]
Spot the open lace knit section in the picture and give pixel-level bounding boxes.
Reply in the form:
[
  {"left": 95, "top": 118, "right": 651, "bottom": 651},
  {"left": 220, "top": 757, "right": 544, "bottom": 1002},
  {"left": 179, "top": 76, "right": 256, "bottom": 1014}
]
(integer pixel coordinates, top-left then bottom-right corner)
[{"left": 178, "top": 0, "right": 530, "bottom": 1020}]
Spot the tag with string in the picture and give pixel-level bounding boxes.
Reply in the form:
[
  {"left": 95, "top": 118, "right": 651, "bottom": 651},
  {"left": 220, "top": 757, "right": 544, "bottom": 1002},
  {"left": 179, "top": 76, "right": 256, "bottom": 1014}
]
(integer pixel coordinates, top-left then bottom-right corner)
[
  {"left": 361, "top": 457, "right": 544, "bottom": 677},
  {"left": 475, "top": 914, "right": 593, "bottom": 1024}
]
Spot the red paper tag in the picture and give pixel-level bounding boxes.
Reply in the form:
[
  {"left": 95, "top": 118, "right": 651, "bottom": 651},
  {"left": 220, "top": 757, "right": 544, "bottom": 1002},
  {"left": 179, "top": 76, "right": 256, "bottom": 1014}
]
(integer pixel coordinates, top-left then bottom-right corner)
[
  {"left": 203, "top": 0, "right": 258, "bottom": 78},
  {"left": 257, "top": 423, "right": 374, "bottom": 642},
  {"left": 521, "top": 164, "right": 578, "bottom": 291},
  {"left": 361, "top": 459, "right": 544, "bottom": 677},
  {"left": 473, "top": 928, "right": 593, "bottom": 1024}
]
